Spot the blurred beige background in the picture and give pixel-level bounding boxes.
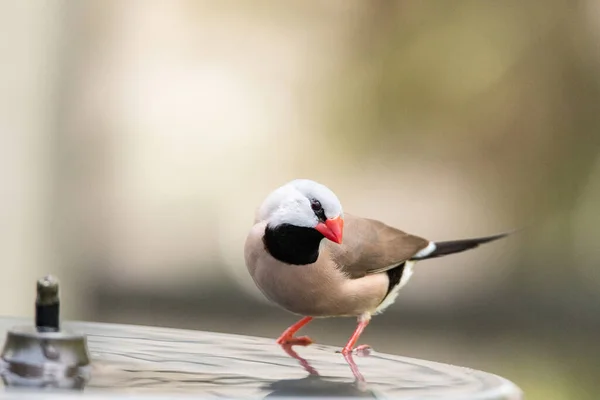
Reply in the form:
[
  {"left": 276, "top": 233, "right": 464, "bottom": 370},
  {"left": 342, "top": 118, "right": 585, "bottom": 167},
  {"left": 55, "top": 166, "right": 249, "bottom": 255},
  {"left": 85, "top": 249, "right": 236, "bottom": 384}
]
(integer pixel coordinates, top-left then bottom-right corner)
[{"left": 1, "top": 1, "right": 600, "bottom": 399}]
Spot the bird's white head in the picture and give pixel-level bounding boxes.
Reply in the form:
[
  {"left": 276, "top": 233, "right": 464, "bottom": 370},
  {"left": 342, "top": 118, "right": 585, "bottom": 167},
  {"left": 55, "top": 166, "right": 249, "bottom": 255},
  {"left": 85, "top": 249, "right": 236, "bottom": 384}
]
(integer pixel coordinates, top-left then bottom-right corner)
[{"left": 258, "top": 179, "right": 344, "bottom": 244}]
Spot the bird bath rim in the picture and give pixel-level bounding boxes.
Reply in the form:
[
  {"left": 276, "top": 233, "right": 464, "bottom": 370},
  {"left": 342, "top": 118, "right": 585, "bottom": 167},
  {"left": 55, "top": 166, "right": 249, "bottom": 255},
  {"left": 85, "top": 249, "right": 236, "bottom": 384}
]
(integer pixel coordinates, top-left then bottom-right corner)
[{"left": 1, "top": 316, "right": 522, "bottom": 399}]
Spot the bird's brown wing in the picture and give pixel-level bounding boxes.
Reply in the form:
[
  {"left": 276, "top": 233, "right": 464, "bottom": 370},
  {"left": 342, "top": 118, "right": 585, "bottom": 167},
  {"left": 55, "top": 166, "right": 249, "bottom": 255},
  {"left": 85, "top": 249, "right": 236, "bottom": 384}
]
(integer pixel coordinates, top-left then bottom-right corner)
[{"left": 326, "top": 213, "right": 430, "bottom": 279}]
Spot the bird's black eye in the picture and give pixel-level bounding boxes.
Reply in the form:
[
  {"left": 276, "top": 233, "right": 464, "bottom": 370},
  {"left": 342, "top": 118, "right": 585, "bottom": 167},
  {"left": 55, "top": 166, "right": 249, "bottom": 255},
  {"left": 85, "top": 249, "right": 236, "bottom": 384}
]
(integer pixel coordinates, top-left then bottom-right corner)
[
  {"left": 310, "top": 199, "right": 322, "bottom": 211},
  {"left": 310, "top": 198, "right": 326, "bottom": 221}
]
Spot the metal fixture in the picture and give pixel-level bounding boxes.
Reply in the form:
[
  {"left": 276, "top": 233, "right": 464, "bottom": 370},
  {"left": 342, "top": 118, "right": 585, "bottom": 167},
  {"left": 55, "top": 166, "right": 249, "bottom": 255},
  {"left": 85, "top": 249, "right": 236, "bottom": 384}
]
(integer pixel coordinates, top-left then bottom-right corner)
[{"left": 0, "top": 275, "right": 91, "bottom": 389}]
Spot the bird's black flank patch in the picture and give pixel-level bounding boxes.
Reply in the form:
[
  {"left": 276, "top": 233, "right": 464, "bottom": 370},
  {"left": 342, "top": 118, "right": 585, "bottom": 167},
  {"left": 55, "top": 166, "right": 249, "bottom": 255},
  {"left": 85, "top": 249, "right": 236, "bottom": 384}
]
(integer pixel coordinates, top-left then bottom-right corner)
[{"left": 384, "top": 262, "right": 406, "bottom": 296}]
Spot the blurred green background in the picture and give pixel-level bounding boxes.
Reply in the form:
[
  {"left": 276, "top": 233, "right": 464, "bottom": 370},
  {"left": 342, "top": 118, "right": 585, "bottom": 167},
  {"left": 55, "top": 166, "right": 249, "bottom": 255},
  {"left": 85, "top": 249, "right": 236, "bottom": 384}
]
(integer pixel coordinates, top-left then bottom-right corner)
[{"left": 1, "top": 1, "right": 599, "bottom": 399}]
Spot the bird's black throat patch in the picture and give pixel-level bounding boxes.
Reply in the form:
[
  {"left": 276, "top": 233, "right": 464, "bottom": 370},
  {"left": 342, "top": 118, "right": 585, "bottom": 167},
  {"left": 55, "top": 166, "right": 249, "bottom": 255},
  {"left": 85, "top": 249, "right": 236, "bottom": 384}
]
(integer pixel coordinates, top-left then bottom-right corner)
[{"left": 263, "top": 224, "right": 324, "bottom": 265}]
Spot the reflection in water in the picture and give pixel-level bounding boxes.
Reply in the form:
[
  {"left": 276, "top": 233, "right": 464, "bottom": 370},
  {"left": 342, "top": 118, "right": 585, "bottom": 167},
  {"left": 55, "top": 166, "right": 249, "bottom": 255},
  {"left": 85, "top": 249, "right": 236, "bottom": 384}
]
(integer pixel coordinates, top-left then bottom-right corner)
[
  {"left": 265, "top": 344, "right": 375, "bottom": 398},
  {"left": 279, "top": 344, "right": 366, "bottom": 384},
  {"left": 279, "top": 344, "right": 320, "bottom": 377},
  {"left": 342, "top": 352, "right": 366, "bottom": 384}
]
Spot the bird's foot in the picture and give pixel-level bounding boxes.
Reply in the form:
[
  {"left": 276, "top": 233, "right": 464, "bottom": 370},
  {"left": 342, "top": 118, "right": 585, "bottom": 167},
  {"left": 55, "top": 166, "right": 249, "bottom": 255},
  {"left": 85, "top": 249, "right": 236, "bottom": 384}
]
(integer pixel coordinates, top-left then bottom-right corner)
[
  {"left": 339, "top": 344, "right": 372, "bottom": 356},
  {"left": 276, "top": 335, "right": 314, "bottom": 346},
  {"left": 354, "top": 344, "right": 372, "bottom": 356}
]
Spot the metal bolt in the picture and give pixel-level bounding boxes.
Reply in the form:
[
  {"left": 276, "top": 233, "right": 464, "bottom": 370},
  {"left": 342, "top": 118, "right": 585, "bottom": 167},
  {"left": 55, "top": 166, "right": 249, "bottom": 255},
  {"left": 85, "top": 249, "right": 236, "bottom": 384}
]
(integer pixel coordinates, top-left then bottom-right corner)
[
  {"left": 36, "top": 275, "right": 60, "bottom": 332},
  {"left": 36, "top": 275, "right": 59, "bottom": 305}
]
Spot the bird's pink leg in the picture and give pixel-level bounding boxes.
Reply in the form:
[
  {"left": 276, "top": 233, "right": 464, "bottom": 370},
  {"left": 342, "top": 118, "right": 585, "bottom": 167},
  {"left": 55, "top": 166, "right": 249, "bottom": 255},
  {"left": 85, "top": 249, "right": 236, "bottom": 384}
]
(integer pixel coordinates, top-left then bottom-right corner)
[
  {"left": 341, "top": 313, "right": 371, "bottom": 355},
  {"left": 276, "top": 316, "right": 314, "bottom": 346}
]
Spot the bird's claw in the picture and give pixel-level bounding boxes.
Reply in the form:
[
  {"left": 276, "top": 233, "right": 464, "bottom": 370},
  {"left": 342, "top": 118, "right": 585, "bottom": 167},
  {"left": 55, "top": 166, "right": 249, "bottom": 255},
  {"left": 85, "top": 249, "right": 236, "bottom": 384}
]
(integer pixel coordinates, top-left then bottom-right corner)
[
  {"left": 338, "top": 344, "right": 372, "bottom": 356},
  {"left": 354, "top": 344, "right": 372, "bottom": 356},
  {"left": 276, "top": 335, "right": 314, "bottom": 346}
]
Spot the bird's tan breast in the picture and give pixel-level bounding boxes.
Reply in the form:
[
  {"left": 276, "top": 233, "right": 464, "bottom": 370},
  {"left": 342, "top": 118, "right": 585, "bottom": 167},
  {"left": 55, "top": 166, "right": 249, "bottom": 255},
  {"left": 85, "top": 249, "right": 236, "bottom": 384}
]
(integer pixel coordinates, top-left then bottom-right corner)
[{"left": 244, "top": 223, "right": 388, "bottom": 317}]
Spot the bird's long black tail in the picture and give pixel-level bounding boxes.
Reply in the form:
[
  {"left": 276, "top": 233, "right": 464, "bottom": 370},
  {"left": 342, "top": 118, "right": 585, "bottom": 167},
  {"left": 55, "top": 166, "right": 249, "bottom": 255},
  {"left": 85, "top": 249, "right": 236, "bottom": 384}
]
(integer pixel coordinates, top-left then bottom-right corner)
[{"left": 414, "top": 232, "right": 511, "bottom": 260}]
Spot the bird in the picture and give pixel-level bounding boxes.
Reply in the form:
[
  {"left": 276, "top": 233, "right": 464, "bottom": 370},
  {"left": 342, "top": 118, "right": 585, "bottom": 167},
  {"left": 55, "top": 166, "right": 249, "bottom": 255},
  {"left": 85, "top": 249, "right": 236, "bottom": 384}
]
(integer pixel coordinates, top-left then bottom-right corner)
[{"left": 244, "top": 179, "right": 511, "bottom": 355}]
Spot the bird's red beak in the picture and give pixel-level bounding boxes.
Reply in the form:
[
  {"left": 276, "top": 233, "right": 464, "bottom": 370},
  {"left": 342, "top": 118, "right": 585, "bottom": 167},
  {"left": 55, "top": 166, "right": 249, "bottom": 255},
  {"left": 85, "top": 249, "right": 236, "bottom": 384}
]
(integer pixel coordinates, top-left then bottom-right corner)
[{"left": 316, "top": 216, "right": 344, "bottom": 244}]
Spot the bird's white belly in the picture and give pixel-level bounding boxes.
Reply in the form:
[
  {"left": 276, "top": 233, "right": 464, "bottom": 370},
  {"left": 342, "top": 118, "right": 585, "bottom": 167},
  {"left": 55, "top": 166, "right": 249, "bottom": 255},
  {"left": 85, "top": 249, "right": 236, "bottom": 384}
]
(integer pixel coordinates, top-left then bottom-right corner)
[{"left": 373, "top": 260, "right": 416, "bottom": 315}]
